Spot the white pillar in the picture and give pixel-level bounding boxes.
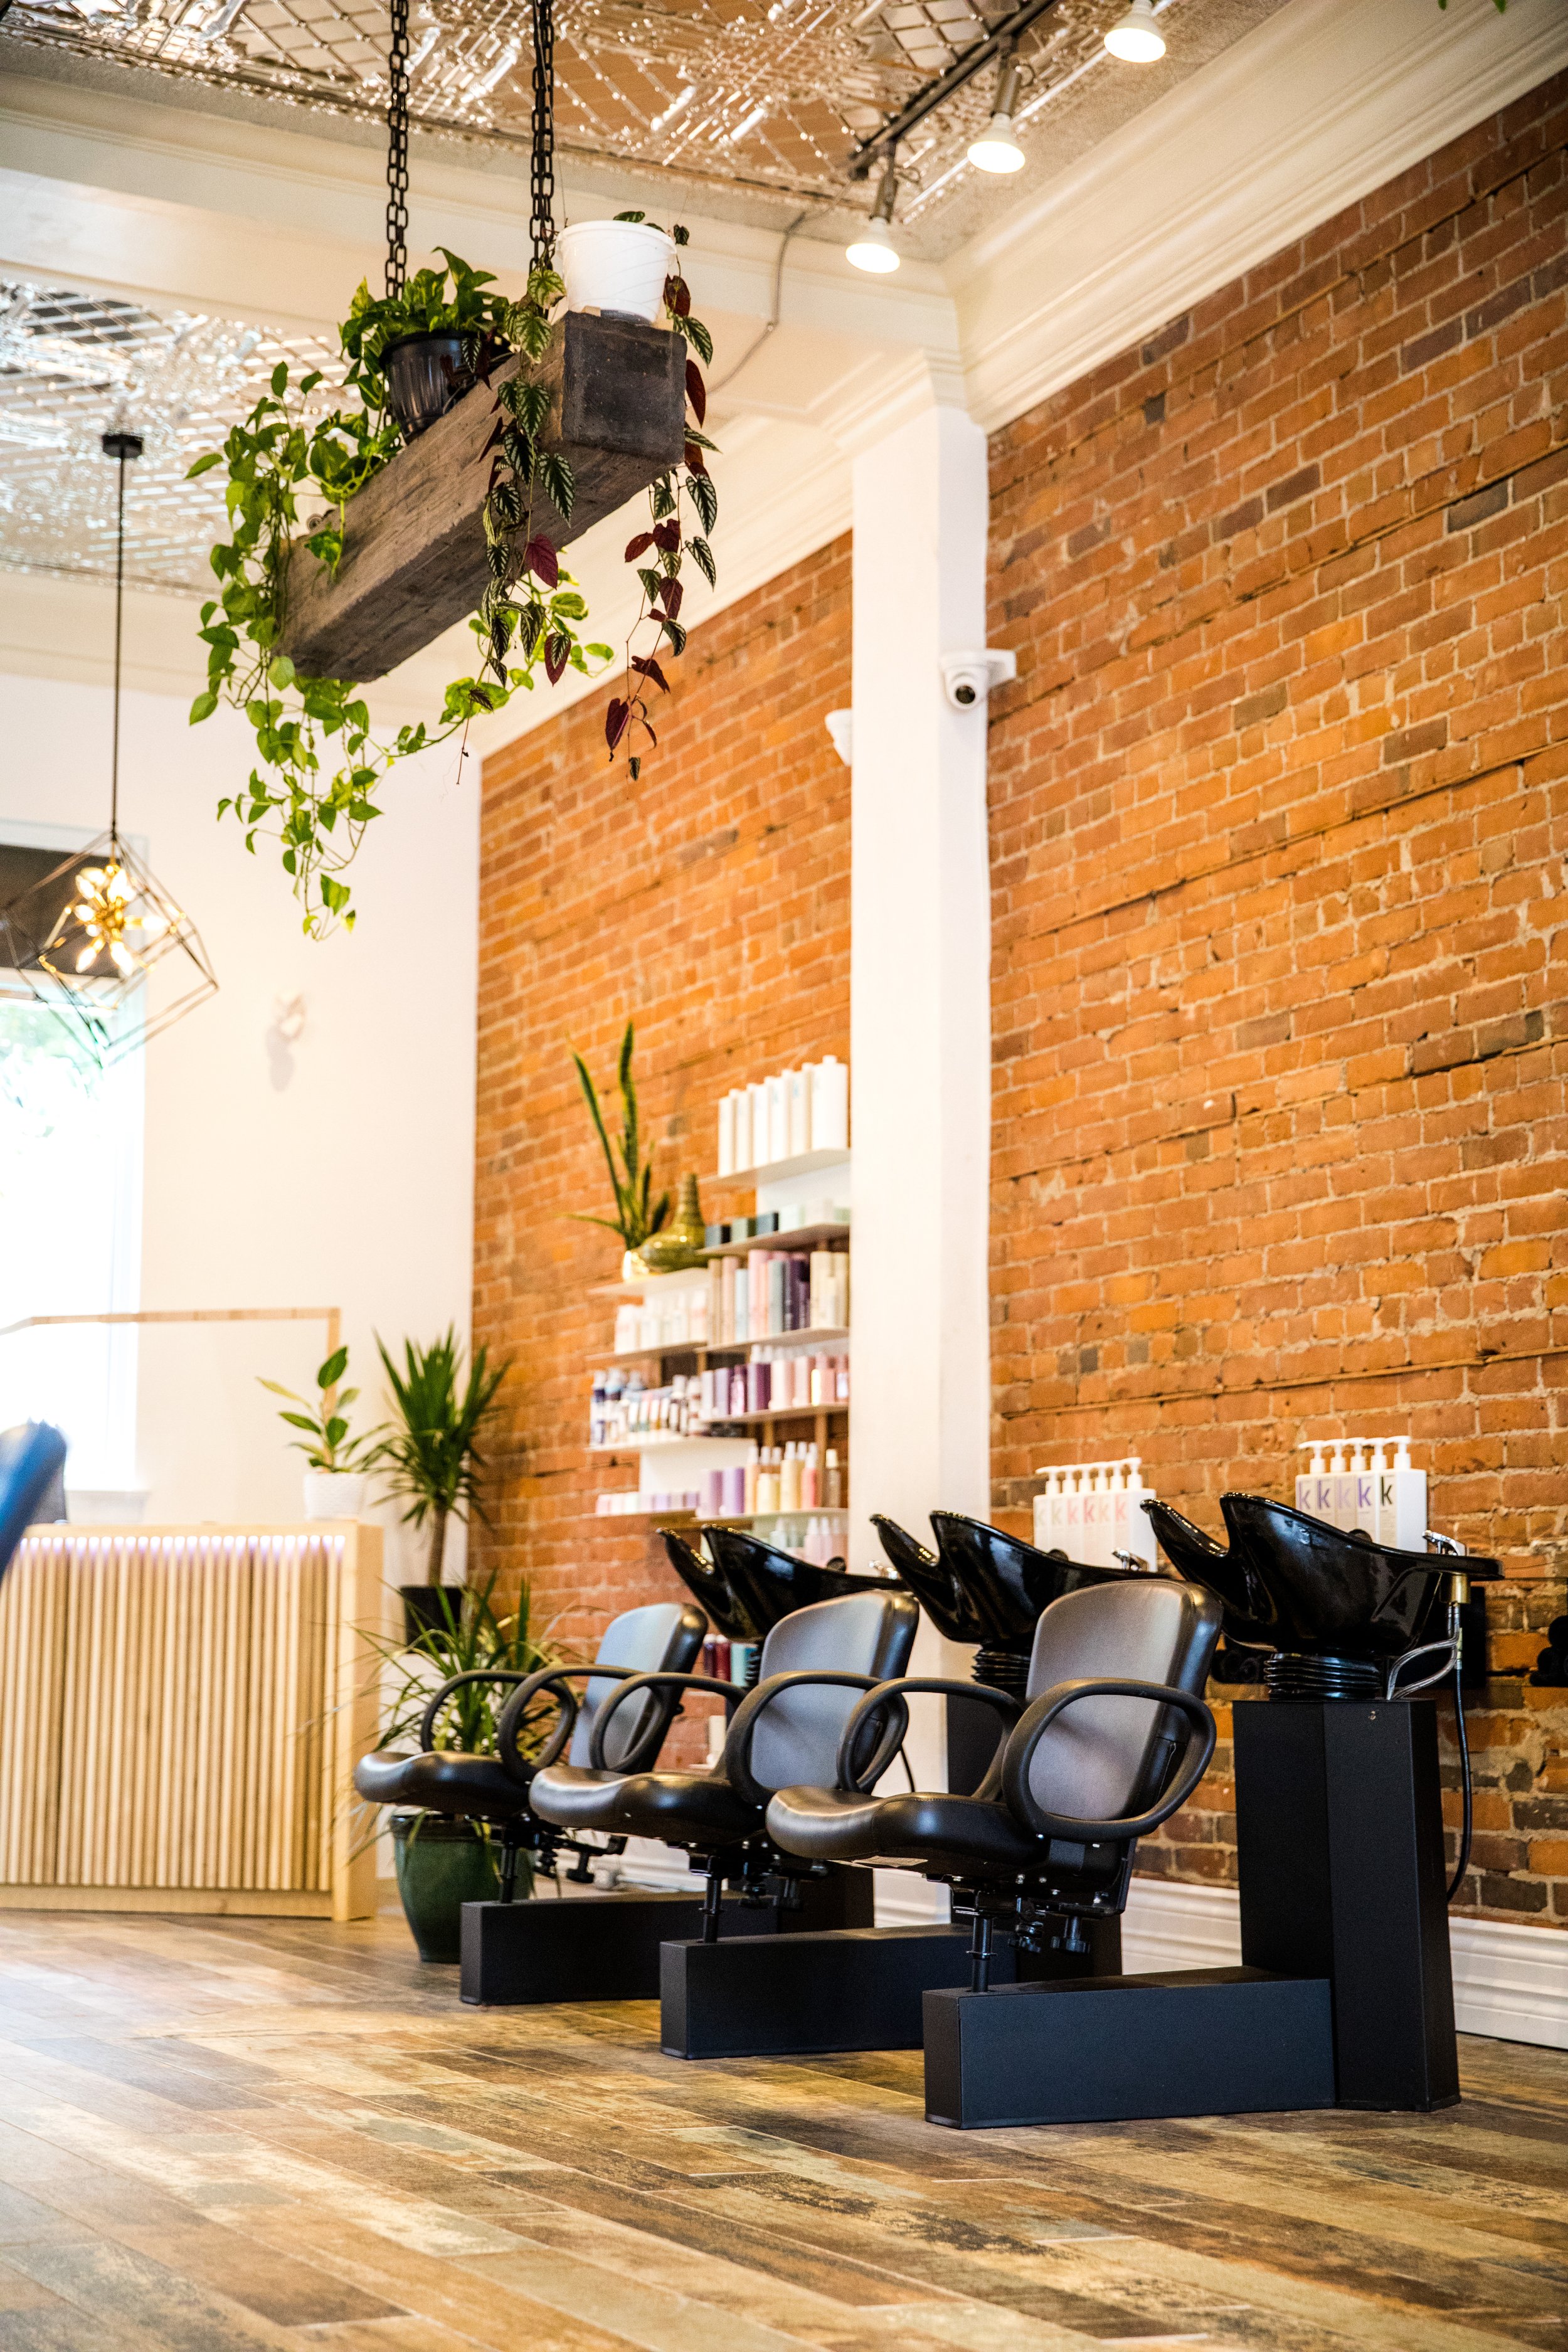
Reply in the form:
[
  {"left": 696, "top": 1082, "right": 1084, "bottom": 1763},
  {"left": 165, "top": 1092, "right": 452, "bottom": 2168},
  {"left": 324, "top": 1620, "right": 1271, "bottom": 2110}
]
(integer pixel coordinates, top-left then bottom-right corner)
[{"left": 849, "top": 397, "right": 992, "bottom": 1792}]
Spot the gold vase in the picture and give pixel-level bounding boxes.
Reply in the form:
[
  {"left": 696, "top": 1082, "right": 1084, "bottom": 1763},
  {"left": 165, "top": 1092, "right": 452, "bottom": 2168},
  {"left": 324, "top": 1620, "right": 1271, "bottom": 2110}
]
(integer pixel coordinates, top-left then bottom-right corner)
[{"left": 637, "top": 1173, "right": 707, "bottom": 1273}]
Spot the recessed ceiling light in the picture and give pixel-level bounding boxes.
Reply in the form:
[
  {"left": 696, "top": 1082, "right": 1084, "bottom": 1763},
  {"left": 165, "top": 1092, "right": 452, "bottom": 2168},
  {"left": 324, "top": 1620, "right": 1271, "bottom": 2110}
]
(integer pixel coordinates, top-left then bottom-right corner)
[{"left": 1104, "top": 1, "right": 1165, "bottom": 64}]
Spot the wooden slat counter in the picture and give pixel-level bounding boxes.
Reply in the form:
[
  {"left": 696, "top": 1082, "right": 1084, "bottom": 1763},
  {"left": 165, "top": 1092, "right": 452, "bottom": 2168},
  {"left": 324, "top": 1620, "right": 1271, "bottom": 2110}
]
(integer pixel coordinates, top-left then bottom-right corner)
[{"left": 0, "top": 1522, "right": 385, "bottom": 1919}]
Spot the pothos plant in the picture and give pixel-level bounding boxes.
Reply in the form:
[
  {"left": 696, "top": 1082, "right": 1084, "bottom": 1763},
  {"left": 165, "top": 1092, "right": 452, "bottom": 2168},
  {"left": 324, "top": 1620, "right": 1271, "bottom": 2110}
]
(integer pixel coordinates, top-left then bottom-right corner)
[{"left": 603, "top": 218, "right": 719, "bottom": 781}]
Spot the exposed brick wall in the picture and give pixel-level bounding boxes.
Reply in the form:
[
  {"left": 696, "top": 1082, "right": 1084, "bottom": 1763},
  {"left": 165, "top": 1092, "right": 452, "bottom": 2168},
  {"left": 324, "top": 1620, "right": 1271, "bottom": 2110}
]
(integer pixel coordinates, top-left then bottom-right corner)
[
  {"left": 986, "top": 75, "right": 1568, "bottom": 1924},
  {"left": 472, "top": 537, "right": 851, "bottom": 1757}
]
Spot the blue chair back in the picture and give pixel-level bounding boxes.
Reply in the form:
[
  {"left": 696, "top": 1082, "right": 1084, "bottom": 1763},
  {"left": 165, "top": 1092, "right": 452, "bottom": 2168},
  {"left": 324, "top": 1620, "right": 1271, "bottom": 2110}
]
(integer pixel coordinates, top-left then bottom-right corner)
[{"left": 0, "top": 1422, "right": 68, "bottom": 1587}]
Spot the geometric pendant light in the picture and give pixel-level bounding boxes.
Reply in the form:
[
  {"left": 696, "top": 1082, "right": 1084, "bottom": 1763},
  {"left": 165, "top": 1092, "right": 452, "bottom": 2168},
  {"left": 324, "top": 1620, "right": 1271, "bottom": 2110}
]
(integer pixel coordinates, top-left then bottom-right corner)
[{"left": 0, "top": 432, "right": 218, "bottom": 1067}]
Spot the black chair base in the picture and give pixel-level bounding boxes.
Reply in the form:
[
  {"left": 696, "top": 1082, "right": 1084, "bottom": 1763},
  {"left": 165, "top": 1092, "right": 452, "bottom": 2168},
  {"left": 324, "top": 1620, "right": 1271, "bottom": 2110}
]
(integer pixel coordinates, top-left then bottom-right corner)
[
  {"left": 923, "top": 1966, "right": 1335, "bottom": 2128},
  {"left": 460, "top": 1867, "right": 873, "bottom": 2007},
  {"left": 658, "top": 1913, "right": 1120, "bottom": 2060},
  {"left": 1235, "top": 1695, "right": 1459, "bottom": 2111}
]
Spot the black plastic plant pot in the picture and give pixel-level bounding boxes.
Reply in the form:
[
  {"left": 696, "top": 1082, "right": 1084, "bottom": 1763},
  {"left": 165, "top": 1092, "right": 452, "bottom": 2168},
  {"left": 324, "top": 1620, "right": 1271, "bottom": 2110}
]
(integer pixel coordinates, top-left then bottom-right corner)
[
  {"left": 400, "top": 1583, "right": 464, "bottom": 1647},
  {"left": 381, "top": 332, "right": 473, "bottom": 438}
]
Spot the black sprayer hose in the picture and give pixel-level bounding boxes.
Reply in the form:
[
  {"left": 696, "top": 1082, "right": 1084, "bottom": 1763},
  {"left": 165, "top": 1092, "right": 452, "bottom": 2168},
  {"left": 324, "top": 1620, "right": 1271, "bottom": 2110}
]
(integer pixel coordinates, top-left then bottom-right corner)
[{"left": 1446, "top": 1641, "right": 1473, "bottom": 1904}]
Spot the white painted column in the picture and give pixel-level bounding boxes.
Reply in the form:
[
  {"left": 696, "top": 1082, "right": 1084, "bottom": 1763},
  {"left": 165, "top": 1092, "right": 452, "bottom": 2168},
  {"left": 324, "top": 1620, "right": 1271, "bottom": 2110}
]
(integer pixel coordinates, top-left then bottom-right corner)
[{"left": 849, "top": 395, "right": 992, "bottom": 1799}]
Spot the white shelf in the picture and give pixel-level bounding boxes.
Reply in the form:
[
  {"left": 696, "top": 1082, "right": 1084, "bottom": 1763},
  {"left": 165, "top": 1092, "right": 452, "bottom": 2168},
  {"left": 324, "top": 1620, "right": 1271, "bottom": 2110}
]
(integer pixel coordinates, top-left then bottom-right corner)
[
  {"left": 704, "top": 1221, "right": 850, "bottom": 1259},
  {"left": 601, "top": 1323, "right": 849, "bottom": 1369},
  {"left": 589, "top": 1434, "right": 753, "bottom": 1456},
  {"left": 701, "top": 1401, "right": 849, "bottom": 1428},
  {"left": 717, "top": 1147, "right": 850, "bottom": 1185}
]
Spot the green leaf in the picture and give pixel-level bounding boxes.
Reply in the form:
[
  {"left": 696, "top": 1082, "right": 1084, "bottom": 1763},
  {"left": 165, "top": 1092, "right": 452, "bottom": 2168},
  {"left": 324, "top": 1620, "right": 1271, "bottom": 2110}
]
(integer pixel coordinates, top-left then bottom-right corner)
[
  {"left": 268, "top": 653, "right": 297, "bottom": 688},
  {"left": 189, "top": 691, "right": 218, "bottom": 723},
  {"left": 270, "top": 360, "right": 289, "bottom": 396},
  {"left": 186, "top": 451, "right": 224, "bottom": 478}
]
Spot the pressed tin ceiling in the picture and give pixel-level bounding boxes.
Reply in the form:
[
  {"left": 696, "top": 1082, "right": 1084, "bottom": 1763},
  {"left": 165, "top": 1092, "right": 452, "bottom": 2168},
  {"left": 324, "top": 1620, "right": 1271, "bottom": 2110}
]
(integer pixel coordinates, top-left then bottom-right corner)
[{"left": 1, "top": 0, "right": 1288, "bottom": 245}]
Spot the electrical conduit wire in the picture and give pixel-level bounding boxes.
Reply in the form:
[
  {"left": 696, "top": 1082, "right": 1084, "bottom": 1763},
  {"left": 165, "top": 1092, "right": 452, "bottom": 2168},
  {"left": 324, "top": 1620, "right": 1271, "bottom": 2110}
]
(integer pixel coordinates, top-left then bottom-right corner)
[
  {"left": 707, "top": 211, "right": 806, "bottom": 396},
  {"left": 1447, "top": 1620, "right": 1473, "bottom": 1905},
  {"left": 385, "top": 0, "right": 411, "bottom": 300}
]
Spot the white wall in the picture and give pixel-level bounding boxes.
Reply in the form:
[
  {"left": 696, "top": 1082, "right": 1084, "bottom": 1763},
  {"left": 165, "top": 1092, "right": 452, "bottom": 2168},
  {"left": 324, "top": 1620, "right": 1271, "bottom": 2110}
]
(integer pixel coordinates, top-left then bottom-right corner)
[{"left": 0, "top": 615, "right": 480, "bottom": 1582}]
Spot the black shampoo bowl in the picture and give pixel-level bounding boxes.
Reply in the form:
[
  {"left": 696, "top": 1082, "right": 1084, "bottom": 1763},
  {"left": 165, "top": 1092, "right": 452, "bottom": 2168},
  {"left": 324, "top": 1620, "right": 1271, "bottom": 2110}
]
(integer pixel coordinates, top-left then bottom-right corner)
[
  {"left": 1143, "top": 1500, "right": 1277, "bottom": 1654},
  {"left": 874, "top": 1508, "right": 1133, "bottom": 1695},
  {"left": 1219, "top": 1492, "right": 1499, "bottom": 1698}
]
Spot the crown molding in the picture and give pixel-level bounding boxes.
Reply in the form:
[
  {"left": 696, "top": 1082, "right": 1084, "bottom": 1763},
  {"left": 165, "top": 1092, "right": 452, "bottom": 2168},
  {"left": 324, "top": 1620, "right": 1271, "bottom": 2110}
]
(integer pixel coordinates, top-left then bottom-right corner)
[{"left": 954, "top": 0, "right": 1568, "bottom": 435}]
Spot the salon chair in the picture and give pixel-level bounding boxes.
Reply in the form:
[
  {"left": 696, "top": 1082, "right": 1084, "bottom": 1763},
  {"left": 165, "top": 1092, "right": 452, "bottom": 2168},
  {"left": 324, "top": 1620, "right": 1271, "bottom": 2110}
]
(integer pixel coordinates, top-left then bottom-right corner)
[
  {"left": 356, "top": 1599, "right": 718, "bottom": 2003},
  {"left": 876, "top": 1508, "right": 1147, "bottom": 1789},
  {"left": 0, "top": 1422, "right": 68, "bottom": 1588},
  {"left": 531, "top": 1586, "right": 967, "bottom": 2055},
  {"left": 766, "top": 1573, "right": 1339, "bottom": 2129}
]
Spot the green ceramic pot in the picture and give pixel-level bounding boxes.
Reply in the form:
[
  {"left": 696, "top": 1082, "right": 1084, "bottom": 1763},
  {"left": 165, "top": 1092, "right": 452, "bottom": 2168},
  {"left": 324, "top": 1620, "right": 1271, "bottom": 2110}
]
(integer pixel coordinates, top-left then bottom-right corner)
[{"left": 389, "top": 1812, "right": 526, "bottom": 1962}]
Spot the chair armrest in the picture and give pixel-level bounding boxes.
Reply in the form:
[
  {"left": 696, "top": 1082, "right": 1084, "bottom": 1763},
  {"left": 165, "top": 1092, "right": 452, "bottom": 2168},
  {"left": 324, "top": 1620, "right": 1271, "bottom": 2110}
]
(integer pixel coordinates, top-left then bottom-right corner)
[
  {"left": 835, "top": 1677, "right": 1024, "bottom": 1796},
  {"left": 722, "top": 1671, "right": 893, "bottom": 1806},
  {"left": 492, "top": 1665, "right": 667, "bottom": 1784},
  {"left": 586, "top": 1670, "right": 744, "bottom": 1772},
  {"left": 1000, "top": 1678, "right": 1216, "bottom": 1841},
  {"left": 417, "top": 1670, "right": 539, "bottom": 1757}
]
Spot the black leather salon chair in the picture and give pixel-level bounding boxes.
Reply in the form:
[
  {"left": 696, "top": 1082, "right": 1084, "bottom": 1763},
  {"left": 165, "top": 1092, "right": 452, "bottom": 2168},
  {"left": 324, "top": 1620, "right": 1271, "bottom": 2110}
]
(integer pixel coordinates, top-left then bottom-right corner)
[
  {"left": 0, "top": 1422, "right": 68, "bottom": 1588},
  {"left": 766, "top": 1575, "right": 1221, "bottom": 1985},
  {"left": 531, "top": 1587, "right": 919, "bottom": 1935},
  {"left": 354, "top": 1599, "right": 706, "bottom": 1895}
]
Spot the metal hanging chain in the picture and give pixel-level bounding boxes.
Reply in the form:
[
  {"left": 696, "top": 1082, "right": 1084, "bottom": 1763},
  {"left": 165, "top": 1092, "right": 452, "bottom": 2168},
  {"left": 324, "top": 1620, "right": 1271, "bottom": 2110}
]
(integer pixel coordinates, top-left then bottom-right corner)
[
  {"left": 385, "top": 0, "right": 411, "bottom": 301},
  {"left": 529, "top": 0, "right": 556, "bottom": 268}
]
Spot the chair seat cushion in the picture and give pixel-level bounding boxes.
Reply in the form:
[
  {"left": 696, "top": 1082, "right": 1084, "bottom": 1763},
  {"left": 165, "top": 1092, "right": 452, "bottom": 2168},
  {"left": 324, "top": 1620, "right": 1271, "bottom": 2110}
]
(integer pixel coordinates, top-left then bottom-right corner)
[
  {"left": 766, "top": 1784, "right": 1047, "bottom": 1872},
  {"left": 353, "top": 1750, "right": 532, "bottom": 1821},
  {"left": 532, "top": 1763, "right": 761, "bottom": 1849}
]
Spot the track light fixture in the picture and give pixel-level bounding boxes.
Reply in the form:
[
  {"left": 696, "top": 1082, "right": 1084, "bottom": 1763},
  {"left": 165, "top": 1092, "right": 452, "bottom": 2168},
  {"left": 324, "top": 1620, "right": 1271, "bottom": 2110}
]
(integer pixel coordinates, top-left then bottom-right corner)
[
  {"left": 847, "top": 159, "right": 901, "bottom": 273},
  {"left": 967, "top": 50, "right": 1025, "bottom": 174},
  {"left": 1104, "top": 0, "right": 1165, "bottom": 63}
]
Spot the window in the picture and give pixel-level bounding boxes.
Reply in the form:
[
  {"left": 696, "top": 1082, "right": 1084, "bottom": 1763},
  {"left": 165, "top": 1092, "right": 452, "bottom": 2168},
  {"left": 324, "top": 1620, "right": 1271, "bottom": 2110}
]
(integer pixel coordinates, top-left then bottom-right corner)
[{"left": 0, "top": 829, "right": 144, "bottom": 1496}]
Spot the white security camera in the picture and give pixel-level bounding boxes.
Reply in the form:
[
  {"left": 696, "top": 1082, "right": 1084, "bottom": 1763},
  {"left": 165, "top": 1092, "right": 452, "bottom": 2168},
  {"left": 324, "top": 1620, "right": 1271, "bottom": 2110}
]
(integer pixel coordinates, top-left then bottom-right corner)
[{"left": 940, "top": 647, "right": 1018, "bottom": 710}]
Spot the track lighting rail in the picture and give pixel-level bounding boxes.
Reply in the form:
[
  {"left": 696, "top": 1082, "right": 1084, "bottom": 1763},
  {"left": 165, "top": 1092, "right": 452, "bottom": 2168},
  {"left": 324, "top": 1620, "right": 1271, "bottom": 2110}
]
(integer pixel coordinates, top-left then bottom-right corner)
[{"left": 847, "top": 0, "right": 1066, "bottom": 181}]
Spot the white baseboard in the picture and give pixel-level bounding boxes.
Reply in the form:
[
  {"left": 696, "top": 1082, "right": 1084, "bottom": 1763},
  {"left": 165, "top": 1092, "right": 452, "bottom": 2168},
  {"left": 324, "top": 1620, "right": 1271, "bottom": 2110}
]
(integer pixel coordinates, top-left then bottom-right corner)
[{"left": 1123, "top": 1877, "right": 1568, "bottom": 2053}]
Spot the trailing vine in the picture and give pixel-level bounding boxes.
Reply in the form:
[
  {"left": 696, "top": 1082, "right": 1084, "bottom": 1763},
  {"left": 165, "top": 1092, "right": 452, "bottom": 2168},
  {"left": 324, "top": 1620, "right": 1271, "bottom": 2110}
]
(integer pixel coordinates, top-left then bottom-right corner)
[
  {"left": 186, "top": 253, "right": 611, "bottom": 937},
  {"left": 605, "top": 221, "right": 719, "bottom": 781}
]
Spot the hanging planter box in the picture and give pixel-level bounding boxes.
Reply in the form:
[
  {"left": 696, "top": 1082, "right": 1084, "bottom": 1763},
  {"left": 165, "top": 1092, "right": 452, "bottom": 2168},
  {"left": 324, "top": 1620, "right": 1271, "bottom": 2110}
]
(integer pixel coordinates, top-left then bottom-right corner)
[{"left": 278, "top": 312, "right": 686, "bottom": 684}]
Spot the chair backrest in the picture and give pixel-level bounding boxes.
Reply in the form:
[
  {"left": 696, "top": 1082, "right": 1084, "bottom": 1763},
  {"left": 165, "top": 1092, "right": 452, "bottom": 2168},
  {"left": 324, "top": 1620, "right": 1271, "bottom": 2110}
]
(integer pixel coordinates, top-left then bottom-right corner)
[
  {"left": 0, "top": 1423, "right": 68, "bottom": 1589},
  {"left": 1020, "top": 1579, "right": 1219, "bottom": 1826},
  {"left": 744, "top": 1589, "right": 918, "bottom": 1793},
  {"left": 570, "top": 1601, "right": 706, "bottom": 1770}
]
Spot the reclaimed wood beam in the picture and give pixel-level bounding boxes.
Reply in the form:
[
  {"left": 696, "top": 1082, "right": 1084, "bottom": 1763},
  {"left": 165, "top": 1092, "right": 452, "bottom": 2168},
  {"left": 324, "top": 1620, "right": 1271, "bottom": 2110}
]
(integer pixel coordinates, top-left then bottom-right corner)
[{"left": 277, "top": 312, "right": 686, "bottom": 684}]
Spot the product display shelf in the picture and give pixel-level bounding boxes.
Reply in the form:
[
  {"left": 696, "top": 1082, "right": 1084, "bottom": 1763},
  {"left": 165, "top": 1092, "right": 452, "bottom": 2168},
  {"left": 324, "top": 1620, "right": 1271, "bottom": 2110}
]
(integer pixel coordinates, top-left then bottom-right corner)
[
  {"left": 722, "top": 1146, "right": 850, "bottom": 1186},
  {"left": 703, "top": 1404, "right": 847, "bottom": 1434},
  {"left": 703, "top": 1219, "right": 850, "bottom": 1259},
  {"left": 608, "top": 1324, "right": 849, "bottom": 1370}
]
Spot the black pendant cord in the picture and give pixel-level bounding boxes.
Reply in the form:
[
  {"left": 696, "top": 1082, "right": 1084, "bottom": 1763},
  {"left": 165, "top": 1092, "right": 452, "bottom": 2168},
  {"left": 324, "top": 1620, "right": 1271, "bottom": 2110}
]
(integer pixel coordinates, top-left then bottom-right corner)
[
  {"left": 386, "top": 0, "right": 410, "bottom": 300},
  {"left": 529, "top": 0, "right": 555, "bottom": 265},
  {"left": 110, "top": 442, "right": 125, "bottom": 849},
  {"left": 100, "top": 430, "right": 142, "bottom": 850}
]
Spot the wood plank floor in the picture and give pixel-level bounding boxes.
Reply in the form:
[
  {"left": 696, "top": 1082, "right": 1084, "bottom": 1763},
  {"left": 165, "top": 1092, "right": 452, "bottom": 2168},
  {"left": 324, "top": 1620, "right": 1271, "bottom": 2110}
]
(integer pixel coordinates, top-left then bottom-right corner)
[{"left": 0, "top": 1909, "right": 1562, "bottom": 2352}]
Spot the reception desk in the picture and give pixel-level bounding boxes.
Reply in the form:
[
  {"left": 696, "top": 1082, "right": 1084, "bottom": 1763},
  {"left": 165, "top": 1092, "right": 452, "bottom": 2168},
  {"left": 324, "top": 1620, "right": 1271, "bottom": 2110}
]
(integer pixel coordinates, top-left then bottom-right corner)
[{"left": 0, "top": 1523, "right": 384, "bottom": 1919}]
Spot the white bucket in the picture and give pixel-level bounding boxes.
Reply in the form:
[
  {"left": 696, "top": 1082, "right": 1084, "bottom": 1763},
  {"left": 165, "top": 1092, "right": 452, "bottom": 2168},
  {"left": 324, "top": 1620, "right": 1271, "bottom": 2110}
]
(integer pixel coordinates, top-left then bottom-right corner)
[{"left": 556, "top": 220, "right": 676, "bottom": 324}]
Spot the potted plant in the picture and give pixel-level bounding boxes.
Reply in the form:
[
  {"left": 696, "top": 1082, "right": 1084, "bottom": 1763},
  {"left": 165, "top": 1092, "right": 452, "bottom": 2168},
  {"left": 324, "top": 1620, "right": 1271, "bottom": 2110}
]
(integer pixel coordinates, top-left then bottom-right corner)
[
  {"left": 556, "top": 213, "right": 675, "bottom": 322},
  {"left": 371, "top": 1327, "right": 510, "bottom": 1642},
  {"left": 364, "top": 1577, "right": 559, "bottom": 1962},
  {"left": 260, "top": 1344, "right": 373, "bottom": 1518},
  {"left": 340, "top": 248, "right": 511, "bottom": 440},
  {"left": 571, "top": 1019, "right": 671, "bottom": 1276}
]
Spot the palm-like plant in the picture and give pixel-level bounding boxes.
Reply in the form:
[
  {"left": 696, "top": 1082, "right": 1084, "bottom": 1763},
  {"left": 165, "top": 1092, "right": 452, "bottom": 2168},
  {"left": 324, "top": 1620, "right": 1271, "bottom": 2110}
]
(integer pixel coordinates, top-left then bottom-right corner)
[
  {"left": 372, "top": 1327, "right": 510, "bottom": 1586},
  {"left": 571, "top": 1019, "right": 670, "bottom": 1250}
]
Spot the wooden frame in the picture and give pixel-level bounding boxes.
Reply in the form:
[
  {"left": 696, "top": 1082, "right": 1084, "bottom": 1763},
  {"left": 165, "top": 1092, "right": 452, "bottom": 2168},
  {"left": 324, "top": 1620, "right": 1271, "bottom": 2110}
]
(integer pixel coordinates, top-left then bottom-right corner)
[{"left": 278, "top": 312, "right": 687, "bottom": 682}]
